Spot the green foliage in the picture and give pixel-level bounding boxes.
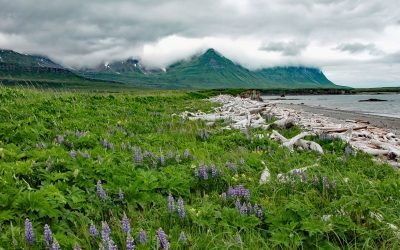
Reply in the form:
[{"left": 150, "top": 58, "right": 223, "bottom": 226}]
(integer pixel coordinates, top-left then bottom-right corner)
[{"left": 0, "top": 86, "right": 399, "bottom": 249}]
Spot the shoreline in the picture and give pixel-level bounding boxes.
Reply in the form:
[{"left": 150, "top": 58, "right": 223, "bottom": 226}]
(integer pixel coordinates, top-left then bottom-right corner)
[{"left": 276, "top": 103, "right": 400, "bottom": 135}]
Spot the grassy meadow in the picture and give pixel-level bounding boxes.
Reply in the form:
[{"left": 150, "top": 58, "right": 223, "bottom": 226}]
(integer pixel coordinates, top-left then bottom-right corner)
[{"left": 0, "top": 86, "right": 399, "bottom": 249}]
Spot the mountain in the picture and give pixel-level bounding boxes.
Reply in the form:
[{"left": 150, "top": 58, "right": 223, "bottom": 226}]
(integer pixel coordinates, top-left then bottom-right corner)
[
  {"left": 0, "top": 49, "right": 123, "bottom": 89},
  {"left": 0, "top": 48, "right": 337, "bottom": 89},
  {"left": 0, "top": 49, "right": 69, "bottom": 73},
  {"left": 78, "top": 48, "right": 336, "bottom": 89}
]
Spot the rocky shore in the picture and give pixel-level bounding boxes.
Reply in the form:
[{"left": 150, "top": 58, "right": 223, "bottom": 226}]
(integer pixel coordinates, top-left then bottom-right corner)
[{"left": 180, "top": 95, "right": 400, "bottom": 167}]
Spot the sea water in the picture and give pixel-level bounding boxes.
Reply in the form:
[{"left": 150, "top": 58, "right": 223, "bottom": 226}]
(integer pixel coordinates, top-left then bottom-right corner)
[{"left": 262, "top": 94, "right": 400, "bottom": 118}]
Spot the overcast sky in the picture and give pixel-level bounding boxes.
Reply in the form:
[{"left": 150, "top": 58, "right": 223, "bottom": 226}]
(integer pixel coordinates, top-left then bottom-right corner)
[{"left": 0, "top": 0, "right": 399, "bottom": 87}]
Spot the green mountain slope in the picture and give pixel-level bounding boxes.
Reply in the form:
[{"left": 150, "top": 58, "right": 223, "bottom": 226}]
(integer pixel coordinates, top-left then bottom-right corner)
[{"left": 0, "top": 49, "right": 125, "bottom": 89}]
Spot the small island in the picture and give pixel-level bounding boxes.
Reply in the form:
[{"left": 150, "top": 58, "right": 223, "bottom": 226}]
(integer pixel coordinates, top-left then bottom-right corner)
[{"left": 359, "top": 98, "right": 388, "bottom": 102}]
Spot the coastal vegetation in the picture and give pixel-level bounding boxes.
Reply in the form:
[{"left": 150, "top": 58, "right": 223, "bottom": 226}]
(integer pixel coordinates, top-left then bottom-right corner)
[{"left": 0, "top": 86, "right": 399, "bottom": 249}]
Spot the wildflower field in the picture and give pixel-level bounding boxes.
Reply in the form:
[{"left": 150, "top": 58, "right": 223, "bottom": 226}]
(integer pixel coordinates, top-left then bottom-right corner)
[{"left": 0, "top": 86, "right": 399, "bottom": 249}]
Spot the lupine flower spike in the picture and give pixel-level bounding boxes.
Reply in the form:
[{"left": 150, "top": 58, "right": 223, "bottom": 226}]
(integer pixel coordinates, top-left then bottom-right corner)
[
  {"left": 178, "top": 197, "right": 185, "bottom": 219},
  {"left": 101, "top": 221, "right": 111, "bottom": 245},
  {"left": 96, "top": 180, "right": 107, "bottom": 201},
  {"left": 44, "top": 224, "right": 53, "bottom": 245},
  {"left": 121, "top": 213, "right": 131, "bottom": 233},
  {"left": 118, "top": 189, "right": 124, "bottom": 201},
  {"left": 157, "top": 228, "right": 170, "bottom": 250},
  {"left": 51, "top": 239, "right": 60, "bottom": 250},
  {"left": 25, "top": 218, "right": 35, "bottom": 246},
  {"left": 168, "top": 193, "right": 175, "bottom": 213},
  {"left": 179, "top": 231, "right": 187, "bottom": 243},
  {"left": 89, "top": 223, "right": 98, "bottom": 237},
  {"left": 139, "top": 229, "right": 147, "bottom": 244},
  {"left": 126, "top": 234, "right": 135, "bottom": 250}
]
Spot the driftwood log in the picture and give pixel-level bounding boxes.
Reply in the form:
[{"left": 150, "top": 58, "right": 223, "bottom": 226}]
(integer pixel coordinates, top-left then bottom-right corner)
[{"left": 271, "top": 130, "right": 324, "bottom": 154}]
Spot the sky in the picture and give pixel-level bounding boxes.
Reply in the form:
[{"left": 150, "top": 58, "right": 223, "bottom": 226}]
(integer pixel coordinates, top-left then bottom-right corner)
[{"left": 0, "top": 0, "right": 399, "bottom": 87}]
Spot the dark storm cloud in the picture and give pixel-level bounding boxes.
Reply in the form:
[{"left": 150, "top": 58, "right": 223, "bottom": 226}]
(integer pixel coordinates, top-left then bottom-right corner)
[{"left": 0, "top": 0, "right": 399, "bottom": 86}]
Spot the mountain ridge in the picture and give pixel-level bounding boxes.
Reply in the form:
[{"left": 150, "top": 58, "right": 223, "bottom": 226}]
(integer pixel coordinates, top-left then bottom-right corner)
[{"left": 1, "top": 48, "right": 337, "bottom": 89}]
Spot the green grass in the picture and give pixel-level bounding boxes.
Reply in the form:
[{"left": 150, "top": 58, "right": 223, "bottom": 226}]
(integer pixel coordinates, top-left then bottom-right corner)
[{"left": 0, "top": 86, "right": 399, "bottom": 249}]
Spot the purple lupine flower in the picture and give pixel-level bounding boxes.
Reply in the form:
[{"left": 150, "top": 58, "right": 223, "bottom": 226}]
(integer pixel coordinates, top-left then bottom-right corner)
[
  {"left": 345, "top": 146, "right": 352, "bottom": 156},
  {"left": 108, "top": 240, "right": 117, "bottom": 250},
  {"left": 70, "top": 150, "right": 76, "bottom": 159},
  {"left": 242, "top": 188, "right": 250, "bottom": 200},
  {"left": 75, "top": 130, "right": 85, "bottom": 138},
  {"left": 108, "top": 142, "right": 115, "bottom": 150},
  {"left": 301, "top": 171, "right": 307, "bottom": 183},
  {"left": 293, "top": 169, "right": 298, "bottom": 176},
  {"left": 74, "top": 243, "right": 81, "bottom": 250},
  {"left": 199, "top": 163, "right": 208, "bottom": 180},
  {"left": 126, "top": 234, "right": 135, "bottom": 250},
  {"left": 221, "top": 192, "right": 227, "bottom": 203},
  {"left": 160, "top": 154, "right": 165, "bottom": 166},
  {"left": 134, "top": 149, "right": 143, "bottom": 164},
  {"left": 51, "top": 239, "right": 60, "bottom": 250},
  {"left": 254, "top": 204, "right": 264, "bottom": 220},
  {"left": 247, "top": 203, "right": 253, "bottom": 214},
  {"left": 183, "top": 149, "right": 190, "bottom": 159},
  {"left": 118, "top": 189, "right": 124, "bottom": 201},
  {"left": 322, "top": 177, "right": 330, "bottom": 189},
  {"left": 143, "top": 150, "right": 153, "bottom": 158},
  {"left": 56, "top": 135, "right": 64, "bottom": 144},
  {"left": 96, "top": 180, "right": 107, "bottom": 201},
  {"left": 101, "top": 222, "right": 111, "bottom": 245},
  {"left": 25, "top": 218, "right": 35, "bottom": 246},
  {"left": 89, "top": 223, "right": 98, "bottom": 237},
  {"left": 177, "top": 197, "right": 185, "bottom": 219},
  {"left": 240, "top": 203, "right": 248, "bottom": 215},
  {"left": 240, "top": 157, "right": 245, "bottom": 166},
  {"left": 168, "top": 193, "right": 175, "bottom": 213},
  {"left": 121, "top": 213, "right": 131, "bottom": 233},
  {"left": 227, "top": 187, "right": 235, "bottom": 197},
  {"left": 44, "top": 224, "right": 53, "bottom": 245},
  {"left": 139, "top": 229, "right": 147, "bottom": 244},
  {"left": 256, "top": 209, "right": 264, "bottom": 220},
  {"left": 210, "top": 164, "right": 217, "bottom": 178},
  {"left": 235, "top": 199, "right": 241, "bottom": 210},
  {"left": 157, "top": 228, "right": 170, "bottom": 250},
  {"left": 341, "top": 155, "right": 347, "bottom": 161},
  {"left": 121, "top": 142, "right": 126, "bottom": 151},
  {"left": 226, "top": 162, "right": 237, "bottom": 173},
  {"left": 82, "top": 152, "right": 90, "bottom": 159},
  {"left": 100, "top": 138, "right": 108, "bottom": 148},
  {"left": 313, "top": 176, "right": 319, "bottom": 185},
  {"left": 179, "top": 231, "right": 187, "bottom": 242}
]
